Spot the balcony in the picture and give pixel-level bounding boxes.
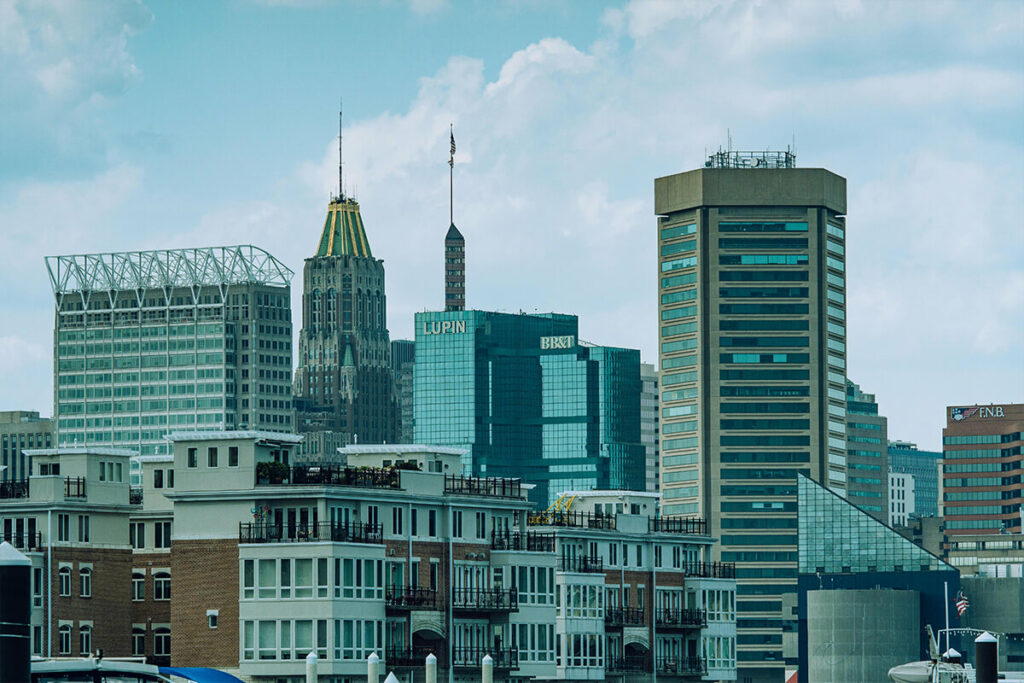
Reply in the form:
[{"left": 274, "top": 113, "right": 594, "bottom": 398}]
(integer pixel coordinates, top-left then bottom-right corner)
[
  {"left": 385, "top": 585, "right": 438, "bottom": 611},
  {"left": 386, "top": 646, "right": 441, "bottom": 668},
  {"left": 451, "top": 587, "right": 518, "bottom": 614},
  {"left": 451, "top": 646, "right": 517, "bottom": 670},
  {"left": 129, "top": 488, "right": 143, "bottom": 505},
  {"left": 656, "top": 608, "right": 707, "bottom": 630},
  {"left": 558, "top": 555, "right": 604, "bottom": 574},
  {"left": 0, "top": 480, "right": 28, "bottom": 499},
  {"left": 528, "top": 510, "right": 616, "bottom": 530},
  {"left": 444, "top": 475, "right": 523, "bottom": 499},
  {"left": 605, "top": 607, "right": 645, "bottom": 628},
  {"left": 607, "top": 655, "right": 648, "bottom": 673},
  {"left": 684, "top": 561, "right": 736, "bottom": 579},
  {"left": 256, "top": 464, "right": 401, "bottom": 489},
  {"left": 64, "top": 476, "right": 87, "bottom": 498},
  {"left": 238, "top": 521, "right": 383, "bottom": 545},
  {"left": 1, "top": 532, "right": 42, "bottom": 551},
  {"left": 649, "top": 516, "right": 708, "bottom": 536},
  {"left": 491, "top": 531, "right": 555, "bottom": 552},
  {"left": 657, "top": 656, "right": 707, "bottom": 677}
]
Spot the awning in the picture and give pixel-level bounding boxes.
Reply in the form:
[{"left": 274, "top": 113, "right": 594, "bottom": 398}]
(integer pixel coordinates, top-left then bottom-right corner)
[{"left": 159, "top": 667, "right": 246, "bottom": 683}]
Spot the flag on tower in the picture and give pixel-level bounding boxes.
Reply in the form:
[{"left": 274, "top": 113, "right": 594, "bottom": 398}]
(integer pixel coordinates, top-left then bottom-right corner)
[
  {"left": 449, "top": 128, "right": 456, "bottom": 168},
  {"left": 955, "top": 591, "right": 969, "bottom": 618}
]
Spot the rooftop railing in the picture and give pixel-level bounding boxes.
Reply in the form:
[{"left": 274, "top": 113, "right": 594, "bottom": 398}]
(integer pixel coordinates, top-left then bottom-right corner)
[
  {"left": 257, "top": 465, "right": 401, "bottom": 489},
  {"left": 605, "top": 607, "right": 645, "bottom": 627},
  {"left": 238, "top": 521, "right": 383, "bottom": 545},
  {"left": 64, "top": 476, "right": 87, "bottom": 498},
  {"left": 0, "top": 480, "right": 29, "bottom": 499},
  {"left": 491, "top": 531, "right": 555, "bottom": 552},
  {"left": 649, "top": 516, "right": 708, "bottom": 536},
  {"left": 528, "top": 510, "right": 616, "bottom": 530},
  {"left": 558, "top": 555, "right": 604, "bottom": 574},
  {"left": 685, "top": 561, "right": 736, "bottom": 579},
  {"left": 444, "top": 475, "right": 523, "bottom": 499},
  {"left": 656, "top": 608, "right": 707, "bottom": 629}
]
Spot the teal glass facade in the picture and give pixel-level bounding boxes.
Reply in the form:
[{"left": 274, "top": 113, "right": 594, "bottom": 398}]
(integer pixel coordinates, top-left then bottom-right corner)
[{"left": 413, "top": 310, "right": 644, "bottom": 507}]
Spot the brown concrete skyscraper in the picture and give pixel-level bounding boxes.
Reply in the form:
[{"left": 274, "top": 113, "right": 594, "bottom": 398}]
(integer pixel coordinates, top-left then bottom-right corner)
[{"left": 444, "top": 223, "right": 465, "bottom": 311}]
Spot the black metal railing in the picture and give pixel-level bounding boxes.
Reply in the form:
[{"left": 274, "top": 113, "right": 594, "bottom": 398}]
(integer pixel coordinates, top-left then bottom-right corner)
[
  {"left": 257, "top": 465, "right": 401, "bottom": 489},
  {"left": 451, "top": 587, "right": 518, "bottom": 612},
  {"left": 649, "top": 516, "right": 708, "bottom": 535},
  {"left": 657, "top": 656, "right": 707, "bottom": 676},
  {"left": 0, "top": 480, "right": 29, "bottom": 499},
  {"left": 656, "top": 608, "right": 707, "bottom": 629},
  {"left": 386, "top": 646, "right": 440, "bottom": 667},
  {"left": 684, "top": 561, "right": 736, "bottom": 579},
  {"left": 129, "top": 488, "right": 143, "bottom": 504},
  {"left": 1, "top": 532, "right": 42, "bottom": 551},
  {"left": 528, "top": 510, "right": 616, "bottom": 530},
  {"left": 491, "top": 530, "right": 555, "bottom": 552},
  {"left": 385, "top": 585, "right": 438, "bottom": 610},
  {"left": 558, "top": 555, "right": 604, "bottom": 573},
  {"left": 605, "top": 607, "right": 645, "bottom": 627},
  {"left": 607, "top": 655, "right": 648, "bottom": 673},
  {"left": 444, "top": 475, "right": 523, "bottom": 499},
  {"left": 451, "top": 647, "right": 518, "bottom": 669},
  {"left": 238, "top": 521, "right": 383, "bottom": 544},
  {"left": 64, "top": 476, "right": 86, "bottom": 498}
]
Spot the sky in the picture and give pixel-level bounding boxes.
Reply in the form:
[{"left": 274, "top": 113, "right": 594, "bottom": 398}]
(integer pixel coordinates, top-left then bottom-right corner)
[{"left": 1, "top": 0, "right": 1022, "bottom": 451}]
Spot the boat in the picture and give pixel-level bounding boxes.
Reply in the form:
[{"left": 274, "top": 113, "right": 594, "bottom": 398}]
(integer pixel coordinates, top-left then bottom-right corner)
[{"left": 31, "top": 657, "right": 171, "bottom": 682}]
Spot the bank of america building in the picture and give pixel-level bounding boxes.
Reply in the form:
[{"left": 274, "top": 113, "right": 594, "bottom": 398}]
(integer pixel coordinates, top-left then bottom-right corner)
[
  {"left": 655, "top": 151, "right": 848, "bottom": 681},
  {"left": 413, "top": 309, "right": 644, "bottom": 507},
  {"left": 47, "top": 246, "right": 294, "bottom": 480}
]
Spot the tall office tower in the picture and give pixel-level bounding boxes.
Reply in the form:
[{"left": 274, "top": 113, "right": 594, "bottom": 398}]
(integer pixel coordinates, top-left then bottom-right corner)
[
  {"left": 390, "top": 339, "right": 415, "bottom": 443},
  {"left": 47, "top": 245, "right": 295, "bottom": 481},
  {"left": 292, "top": 195, "right": 397, "bottom": 445},
  {"left": 942, "top": 403, "right": 1024, "bottom": 536},
  {"left": 888, "top": 440, "right": 942, "bottom": 517},
  {"left": 413, "top": 310, "right": 645, "bottom": 507},
  {"left": 845, "top": 380, "right": 889, "bottom": 523},
  {"left": 641, "top": 362, "right": 660, "bottom": 492},
  {"left": 0, "top": 411, "right": 53, "bottom": 482},
  {"left": 444, "top": 224, "right": 465, "bottom": 311},
  {"left": 654, "top": 150, "right": 848, "bottom": 681}
]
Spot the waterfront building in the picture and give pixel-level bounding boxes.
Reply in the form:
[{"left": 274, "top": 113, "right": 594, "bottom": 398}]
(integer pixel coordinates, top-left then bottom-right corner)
[
  {"left": 413, "top": 310, "right": 645, "bottom": 508},
  {"left": 888, "top": 440, "right": 942, "bottom": 518},
  {"left": 46, "top": 245, "right": 295, "bottom": 485},
  {"left": 845, "top": 380, "right": 889, "bottom": 522},
  {"left": 654, "top": 150, "right": 847, "bottom": 681},
  {"left": 0, "top": 411, "right": 53, "bottom": 482},
  {"left": 391, "top": 340, "right": 416, "bottom": 444},
  {"left": 941, "top": 403, "right": 1024, "bottom": 536},
  {"left": 641, "top": 363, "right": 660, "bottom": 492}
]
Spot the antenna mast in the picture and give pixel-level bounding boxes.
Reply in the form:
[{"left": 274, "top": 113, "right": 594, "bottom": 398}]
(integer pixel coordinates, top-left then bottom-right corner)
[{"left": 338, "top": 99, "right": 344, "bottom": 200}]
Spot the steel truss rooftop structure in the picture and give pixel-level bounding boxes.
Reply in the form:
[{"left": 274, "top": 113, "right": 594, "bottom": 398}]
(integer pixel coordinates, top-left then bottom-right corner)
[{"left": 45, "top": 245, "right": 293, "bottom": 297}]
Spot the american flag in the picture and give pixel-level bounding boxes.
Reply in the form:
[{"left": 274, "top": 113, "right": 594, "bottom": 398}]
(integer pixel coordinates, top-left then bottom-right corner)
[
  {"left": 955, "top": 591, "right": 969, "bottom": 617},
  {"left": 449, "top": 129, "right": 456, "bottom": 167}
]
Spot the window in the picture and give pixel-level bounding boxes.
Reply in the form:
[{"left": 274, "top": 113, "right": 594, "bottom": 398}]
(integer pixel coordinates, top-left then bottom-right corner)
[
  {"left": 130, "top": 522, "right": 145, "bottom": 549},
  {"left": 428, "top": 510, "right": 437, "bottom": 537},
  {"left": 154, "top": 628, "right": 170, "bottom": 656},
  {"left": 154, "top": 571, "right": 171, "bottom": 600},
  {"left": 132, "top": 628, "right": 145, "bottom": 656},
  {"left": 132, "top": 572, "right": 145, "bottom": 601},
  {"left": 58, "top": 567, "right": 71, "bottom": 596},
  {"left": 58, "top": 625, "right": 71, "bottom": 655},
  {"left": 77, "top": 515, "right": 89, "bottom": 542},
  {"left": 208, "top": 613, "right": 218, "bottom": 629},
  {"left": 187, "top": 448, "right": 197, "bottom": 468},
  {"left": 228, "top": 446, "right": 239, "bottom": 467},
  {"left": 79, "top": 625, "right": 92, "bottom": 655},
  {"left": 58, "top": 514, "right": 69, "bottom": 542},
  {"left": 79, "top": 567, "right": 92, "bottom": 598},
  {"left": 207, "top": 447, "right": 218, "bottom": 468},
  {"left": 475, "top": 511, "right": 486, "bottom": 539},
  {"left": 155, "top": 522, "right": 171, "bottom": 548},
  {"left": 410, "top": 509, "right": 417, "bottom": 536},
  {"left": 452, "top": 511, "right": 463, "bottom": 537},
  {"left": 154, "top": 469, "right": 164, "bottom": 488},
  {"left": 430, "top": 562, "right": 438, "bottom": 591},
  {"left": 391, "top": 507, "right": 403, "bottom": 535},
  {"left": 33, "top": 567, "right": 43, "bottom": 607}
]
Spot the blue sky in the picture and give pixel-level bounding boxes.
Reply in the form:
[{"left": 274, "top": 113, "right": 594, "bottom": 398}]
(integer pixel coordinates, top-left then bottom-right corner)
[{"left": 1, "top": 0, "right": 1022, "bottom": 451}]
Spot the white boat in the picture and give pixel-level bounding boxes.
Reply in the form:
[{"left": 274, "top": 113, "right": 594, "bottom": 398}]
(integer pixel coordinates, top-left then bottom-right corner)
[{"left": 31, "top": 657, "right": 172, "bottom": 683}]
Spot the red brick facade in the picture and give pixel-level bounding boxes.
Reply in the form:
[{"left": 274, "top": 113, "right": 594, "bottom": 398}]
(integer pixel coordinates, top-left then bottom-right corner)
[
  {"left": 170, "top": 539, "right": 239, "bottom": 667},
  {"left": 49, "top": 547, "right": 133, "bottom": 657}
]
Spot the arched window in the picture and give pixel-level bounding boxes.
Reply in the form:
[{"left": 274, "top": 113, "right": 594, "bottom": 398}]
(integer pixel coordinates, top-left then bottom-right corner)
[
  {"left": 79, "top": 567, "right": 92, "bottom": 598},
  {"left": 132, "top": 571, "right": 145, "bottom": 601},
  {"left": 154, "top": 571, "right": 171, "bottom": 601},
  {"left": 58, "top": 625, "right": 71, "bottom": 655},
  {"left": 131, "top": 628, "right": 146, "bottom": 656},
  {"left": 79, "top": 625, "right": 92, "bottom": 655},
  {"left": 58, "top": 567, "right": 71, "bottom": 596},
  {"left": 154, "top": 627, "right": 170, "bottom": 656}
]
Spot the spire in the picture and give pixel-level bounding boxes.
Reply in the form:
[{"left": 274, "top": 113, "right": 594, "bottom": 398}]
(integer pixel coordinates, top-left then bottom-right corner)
[
  {"left": 337, "top": 99, "right": 344, "bottom": 201},
  {"left": 444, "top": 125, "right": 464, "bottom": 311},
  {"left": 313, "top": 106, "right": 374, "bottom": 258}
]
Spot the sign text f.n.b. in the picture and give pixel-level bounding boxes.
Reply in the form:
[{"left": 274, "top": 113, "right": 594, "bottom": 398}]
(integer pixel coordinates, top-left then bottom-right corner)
[
  {"left": 540, "top": 335, "right": 575, "bottom": 350},
  {"left": 422, "top": 320, "right": 467, "bottom": 335},
  {"left": 951, "top": 405, "right": 1006, "bottom": 421}
]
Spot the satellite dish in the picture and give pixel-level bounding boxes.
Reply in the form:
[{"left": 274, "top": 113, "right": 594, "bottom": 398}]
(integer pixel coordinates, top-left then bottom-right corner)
[{"left": 750, "top": 157, "right": 761, "bottom": 167}]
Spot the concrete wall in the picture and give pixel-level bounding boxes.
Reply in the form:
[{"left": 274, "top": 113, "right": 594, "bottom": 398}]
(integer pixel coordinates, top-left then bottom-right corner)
[
  {"left": 806, "top": 589, "right": 918, "bottom": 683},
  {"left": 960, "top": 576, "right": 1024, "bottom": 671}
]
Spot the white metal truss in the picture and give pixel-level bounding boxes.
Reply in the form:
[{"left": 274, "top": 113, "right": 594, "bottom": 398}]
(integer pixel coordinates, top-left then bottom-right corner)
[{"left": 45, "top": 245, "right": 294, "bottom": 297}]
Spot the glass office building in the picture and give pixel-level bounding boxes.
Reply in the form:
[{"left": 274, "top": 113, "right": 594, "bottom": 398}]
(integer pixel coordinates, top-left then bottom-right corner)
[
  {"left": 845, "top": 380, "right": 889, "bottom": 522},
  {"left": 888, "top": 440, "right": 942, "bottom": 517},
  {"left": 413, "top": 309, "right": 644, "bottom": 507}
]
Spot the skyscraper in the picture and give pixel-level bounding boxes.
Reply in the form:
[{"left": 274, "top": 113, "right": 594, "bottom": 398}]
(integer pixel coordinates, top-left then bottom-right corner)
[
  {"left": 0, "top": 411, "right": 53, "bottom": 482},
  {"left": 444, "top": 224, "right": 465, "bottom": 311},
  {"left": 47, "top": 245, "right": 295, "bottom": 480},
  {"left": 641, "top": 362, "right": 660, "bottom": 492},
  {"left": 390, "top": 339, "right": 415, "bottom": 443},
  {"left": 413, "top": 309, "right": 645, "bottom": 507},
  {"left": 888, "top": 440, "right": 942, "bottom": 517},
  {"left": 845, "top": 380, "right": 889, "bottom": 522},
  {"left": 654, "top": 150, "right": 848, "bottom": 681}
]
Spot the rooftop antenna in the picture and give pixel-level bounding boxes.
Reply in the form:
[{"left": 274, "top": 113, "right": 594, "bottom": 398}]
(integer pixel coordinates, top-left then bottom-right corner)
[
  {"left": 449, "top": 123, "right": 455, "bottom": 225},
  {"left": 727, "top": 128, "right": 733, "bottom": 153},
  {"left": 337, "top": 99, "right": 344, "bottom": 201}
]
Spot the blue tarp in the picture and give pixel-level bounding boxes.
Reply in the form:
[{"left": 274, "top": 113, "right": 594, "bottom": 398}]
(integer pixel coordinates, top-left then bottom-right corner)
[{"left": 158, "top": 667, "right": 246, "bottom": 683}]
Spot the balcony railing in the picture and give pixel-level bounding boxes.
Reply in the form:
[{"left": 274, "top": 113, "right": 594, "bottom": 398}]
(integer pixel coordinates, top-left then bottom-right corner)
[
  {"left": 607, "top": 655, "right": 648, "bottom": 673},
  {"left": 684, "top": 561, "right": 736, "bottom": 579},
  {"left": 558, "top": 555, "right": 604, "bottom": 574},
  {"left": 129, "top": 488, "right": 143, "bottom": 505},
  {"left": 1, "top": 532, "right": 42, "bottom": 551},
  {"left": 657, "top": 656, "right": 707, "bottom": 676},
  {"left": 238, "top": 521, "right": 383, "bottom": 545},
  {"left": 385, "top": 585, "right": 438, "bottom": 611},
  {"left": 451, "top": 646, "right": 517, "bottom": 669},
  {"left": 444, "top": 475, "right": 523, "bottom": 499},
  {"left": 0, "top": 480, "right": 29, "bottom": 499},
  {"left": 257, "top": 465, "right": 401, "bottom": 489},
  {"left": 386, "top": 646, "right": 441, "bottom": 668},
  {"left": 656, "top": 608, "right": 707, "bottom": 629},
  {"left": 649, "top": 516, "right": 708, "bottom": 536},
  {"left": 491, "top": 531, "right": 555, "bottom": 552},
  {"left": 451, "top": 587, "right": 518, "bottom": 613},
  {"left": 605, "top": 607, "right": 645, "bottom": 627},
  {"left": 64, "top": 476, "right": 87, "bottom": 498},
  {"left": 528, "top": 510, "right": 616, "bottom": 530}
]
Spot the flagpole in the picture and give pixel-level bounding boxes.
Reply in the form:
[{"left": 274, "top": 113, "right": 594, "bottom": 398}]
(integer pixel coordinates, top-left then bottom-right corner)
[
  {"left": 944, "top": 581, "right": 950, "bottom": 654},
  {"left": 449, "top": 123, "right": 454, "bottom": 225}
]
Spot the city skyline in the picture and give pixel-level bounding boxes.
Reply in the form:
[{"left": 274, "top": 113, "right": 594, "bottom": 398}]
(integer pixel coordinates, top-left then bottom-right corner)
[{"left": 2, "top": 0, "right": 1023, "bottom": 452}]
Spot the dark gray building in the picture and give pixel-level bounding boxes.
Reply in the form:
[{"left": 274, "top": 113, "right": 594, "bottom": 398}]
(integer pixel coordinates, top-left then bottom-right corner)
[
  {"left": 846, "top": 380, "right": 889, "bottom": 522},
  {"left": 391, "top": 339, "right": 415, "bottom": 444},
  {"left": 0, "top": 411, "right": 52, "bottom": 482}
]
